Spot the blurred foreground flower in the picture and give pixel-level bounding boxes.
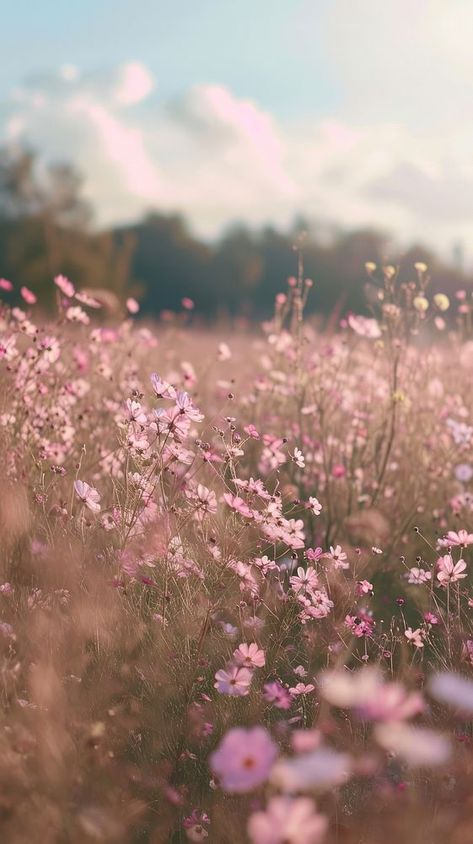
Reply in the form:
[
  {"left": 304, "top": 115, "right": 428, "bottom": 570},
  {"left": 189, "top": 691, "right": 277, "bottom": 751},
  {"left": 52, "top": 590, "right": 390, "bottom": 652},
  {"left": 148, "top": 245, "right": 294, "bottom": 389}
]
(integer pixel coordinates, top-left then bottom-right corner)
[
  {"left": 248, "top": 797, "right": 327, "bottom": 844},
  {"left": 210, "top": 727, "right": 277, "bottom": 793}
]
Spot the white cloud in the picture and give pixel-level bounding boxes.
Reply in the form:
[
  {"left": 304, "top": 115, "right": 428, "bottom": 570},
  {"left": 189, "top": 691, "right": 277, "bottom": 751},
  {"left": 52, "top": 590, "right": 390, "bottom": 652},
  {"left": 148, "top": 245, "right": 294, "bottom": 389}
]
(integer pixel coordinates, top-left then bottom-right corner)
[{"left": 1, "top": 50, "right": 473, "bottom": 258}]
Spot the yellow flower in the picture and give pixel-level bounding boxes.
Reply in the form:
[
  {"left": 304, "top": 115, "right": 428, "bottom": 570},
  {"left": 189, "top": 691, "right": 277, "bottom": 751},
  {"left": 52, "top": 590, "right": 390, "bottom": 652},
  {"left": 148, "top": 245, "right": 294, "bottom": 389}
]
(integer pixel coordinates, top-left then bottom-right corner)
[
  {"left": 413, "top": 296, "right": 429, "bottom": 312},
  {"left": 414, "top": 262, "right": 428, "bottom": 273},
  {"left": 365, "top": 261, "right": 377, "bottom": 274},
  {"left": 433, "top": 293, "right": 450, "bottom": 311}
]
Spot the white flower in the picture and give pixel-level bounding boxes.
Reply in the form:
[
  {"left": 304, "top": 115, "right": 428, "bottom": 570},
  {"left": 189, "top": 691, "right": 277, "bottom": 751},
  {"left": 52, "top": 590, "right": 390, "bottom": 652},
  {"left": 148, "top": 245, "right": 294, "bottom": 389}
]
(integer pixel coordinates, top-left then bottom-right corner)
[
  {"left": 271, "top": 747, "right": 351, "bottom": 792},
  {"left": 74, "top": 480, "right": 101, "bottom": 513},
  {"left": 374, "top": 723, "right": 450, "bottom": 767}
]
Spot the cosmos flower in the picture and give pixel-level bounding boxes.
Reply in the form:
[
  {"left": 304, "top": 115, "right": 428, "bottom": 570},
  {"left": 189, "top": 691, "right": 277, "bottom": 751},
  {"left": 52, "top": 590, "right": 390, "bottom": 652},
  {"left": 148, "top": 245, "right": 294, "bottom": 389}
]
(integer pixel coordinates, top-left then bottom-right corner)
[
  {"left": 248, "top": 797, "right": 327, "bottom": 844},
  {"left": 210, "top": 727, "right": 277, "bottom": 793},
  {"left": 214, "top": 665, "right": 253, "bottom": 696},
  {"left": 74, "top": 480, "right": 101, "bottom": 513},
  {"left": 233, "top": 642, "right": 265, "bottom": 669}
]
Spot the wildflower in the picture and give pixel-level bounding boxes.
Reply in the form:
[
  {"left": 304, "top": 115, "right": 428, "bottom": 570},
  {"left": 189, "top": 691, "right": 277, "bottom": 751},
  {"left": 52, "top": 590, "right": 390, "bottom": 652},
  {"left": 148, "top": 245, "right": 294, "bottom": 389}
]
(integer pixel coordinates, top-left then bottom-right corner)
[
  {"left": 54, "top": 274, "right": 75, "bottom": 297},
  {"left": 424, "top": 612, "right": 439, "bottom": 625},
  {"left": 307, "top": 496, "right": 322, "bottom": 515},
  {"left": 433, "top": 293, "right": 450, "bottom": 311},
  {"left": 248, "top": 797, "right": 327, "bottom": 844},
  {"left": 407, "top": 567, "right": 431, "bottom": 585},
  {"left": 126, "top": 297, "right": 140, "bottom": 314},
  {"left": 0, "top": 278, "right": 13, "bottom": 291},
  {"left": 150, "top": 373, "right": 176, "bottom": 399},
  {"left": 440, "top": 529, "right": 473, "bottom": 547},
  {"left": 217, "top": 342, "right": 231, "bottom": 361},
  {"left": 405, "top": 627, "right": 424, "bottom": 648},
  {"left": 66, "top": 306, "right": 90, "bottom": 325},
  {"left": 293, "top": 447, "right": 305, "bottom": 468},
  {"left": 319, "top": 668, "right": 423, "bottom": 722},
  {"left": 356, "top": 580, "right": 374, "bottom": 596},
  {"left": 75, "top": 290, "right": 101, "bottom": 308},
  {"left": 271, "top": 746, "right": 351, "bottom": 792},
  {"left": 325, "top": 545, "right": 348, "bottom": 569},
  {"left": 429, "top": 672, "right": 473, "bottom": 712},
  {"left": 263, "top": 681, "right": 292, "bottom": 710},
  {"left": 413, "top": 296, "right": 429, "bottom": 312},
  {"left": 455, "top": 464, "right": 473, "bottom": 484},
  {"left": 436, "top": 555, "right": 467, "bottom": 585},
  {"left": 223, "top": 493, "right": 254, "bottom": 519},
  {"left": 374, "top": 723, "right": 450, "bottom": 767},
  {"left": 214, "top": 665, "right": 253, "bottom": 696},
  {"left": 289, "top": 683, "right": 316, "bottom": 696},
  {"left": 210, "top": 727, "right": 277, "bottom": 793},
  {"left": 74, "top": 480, "right": 101, "bottom": 513},
  {"left": 290, "top": 567, "right": 319, "bottom": 593},
  {"left": 126, "top": 399, "right": 148, "bottom": 426},
  {"left": 233, "top": 642, "right": 265, "bottom": 669},
  {"left": 347, "top": 314, "right": 381, "bottom": 339},
  {"left": 20, "top": 286, "right": 37, "bottom": 305}
]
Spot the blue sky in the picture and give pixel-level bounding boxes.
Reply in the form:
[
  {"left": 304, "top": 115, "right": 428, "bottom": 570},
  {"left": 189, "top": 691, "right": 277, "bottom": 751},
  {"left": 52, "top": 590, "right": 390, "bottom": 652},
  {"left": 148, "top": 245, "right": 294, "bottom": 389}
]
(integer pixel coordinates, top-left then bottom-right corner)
[
  {"left": 1, "top": 1, "right": 473, "bottom": 257},
  {"left": 1, "top": 0, "right": 336, "bottom": 118}
]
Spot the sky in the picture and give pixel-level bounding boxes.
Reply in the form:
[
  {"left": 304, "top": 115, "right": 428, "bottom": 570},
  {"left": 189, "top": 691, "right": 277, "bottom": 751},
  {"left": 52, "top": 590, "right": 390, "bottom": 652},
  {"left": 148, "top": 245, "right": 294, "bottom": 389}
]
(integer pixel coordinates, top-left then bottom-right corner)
[{"left": 1, "top": 0, "right": 473, "bottom": 257}]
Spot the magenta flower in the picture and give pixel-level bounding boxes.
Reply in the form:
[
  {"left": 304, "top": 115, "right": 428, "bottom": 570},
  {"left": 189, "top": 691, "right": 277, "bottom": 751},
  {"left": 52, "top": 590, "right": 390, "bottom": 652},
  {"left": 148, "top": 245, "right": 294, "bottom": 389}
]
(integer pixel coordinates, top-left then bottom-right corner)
[
  {"left": 210, "top": 727, "right": 278, "bottom": 793},
  {"left": 214, "top": 665, "right": 253, "bottom": 696}
]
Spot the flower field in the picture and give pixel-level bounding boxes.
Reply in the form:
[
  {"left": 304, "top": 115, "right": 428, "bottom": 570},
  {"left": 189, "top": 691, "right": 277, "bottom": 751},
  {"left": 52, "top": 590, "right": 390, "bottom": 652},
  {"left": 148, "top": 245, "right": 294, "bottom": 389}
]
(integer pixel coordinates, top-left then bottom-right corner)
[{"left": 1, "top": 266, "right": 473, "bottom": 842}]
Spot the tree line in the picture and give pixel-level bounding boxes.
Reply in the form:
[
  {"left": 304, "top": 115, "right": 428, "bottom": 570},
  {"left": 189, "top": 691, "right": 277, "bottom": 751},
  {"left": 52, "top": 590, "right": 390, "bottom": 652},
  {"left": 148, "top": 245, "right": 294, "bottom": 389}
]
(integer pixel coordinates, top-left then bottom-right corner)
[{"left": 0, "top": 147, "right": 469, "bottom": 320}]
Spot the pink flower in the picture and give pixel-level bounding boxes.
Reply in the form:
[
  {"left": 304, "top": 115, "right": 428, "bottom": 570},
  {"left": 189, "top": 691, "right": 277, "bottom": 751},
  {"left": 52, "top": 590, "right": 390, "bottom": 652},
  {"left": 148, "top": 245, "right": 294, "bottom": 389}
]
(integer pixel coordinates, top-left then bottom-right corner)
[
  {"left": 210, "top": 727, "right": 277, "bottom": 793},
  {"left": 54, "top": 274, "right": 75, "bottom": 298},
  {"left": 436, "top": 555, "right": 467, "bottom": 585},
  {"left": 405, "top": 627, "right": 424, "bottom": 648},
  {"left": 319, "top": 668, "right": 424, "bottom": 722},
  {"left": 214, "top": 665, "right": 253, "bottom": 696},
  {"left": 126, "top": 297, "right": 140, "bottom": 314},
  {"left": 20, "top": 286, "right": 37, "bottom": 305},
  {"left": 324, "top": 545, "right": 348, "bottom": 569},
  {"left": 307, "top": 497, "right": 322, "bottom": 515},
  {"left": 244, "top": 423, "right": 260, "bottom": 439},
  {"left": 263, "top": 681, "right": 292, "bottom": 710},
  {"left": 74, "top": 480, "right": 101, "bottom": 513},
  {"left": 66, "top": 305, "right": 90, "bottom": 325},
  {"left": 290, "top": 566, "right": 319, "bottom": 593},
  {"left": 182, "top": 297, "right": 195, "bottom": 310},
  {"left": 347, "top": 313, "right": 382, "bottom": 339},
  {"left": 248, "top": 797, "right": 327, "bottom": 844},
  {"left": 407, "top": 567, "right": 431, "bottom": 585},
  {"left": 289, "top": 683, "right": 316, "bottom": 696},
  {"left": 0, "top": 278, "right": 13, "bottom": 292},
  {"left": 442, "top": 530, "right": 473, "bottom": 547},
  {"left": 233, "top": 642, "right": 265, "bottom": 669},
  {"left": 356, "top": 580, "right": 374, "bottom": 596},
  {"left": 223, "top": 493, "right": 254, "bottom": 518}
]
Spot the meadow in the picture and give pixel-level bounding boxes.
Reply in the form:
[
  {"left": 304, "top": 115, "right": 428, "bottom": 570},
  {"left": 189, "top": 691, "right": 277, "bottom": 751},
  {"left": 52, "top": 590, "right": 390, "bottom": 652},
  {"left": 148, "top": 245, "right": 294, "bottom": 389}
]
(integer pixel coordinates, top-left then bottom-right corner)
[{"left": 0, "top": 264, "right": 473, "bottom": 843}]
